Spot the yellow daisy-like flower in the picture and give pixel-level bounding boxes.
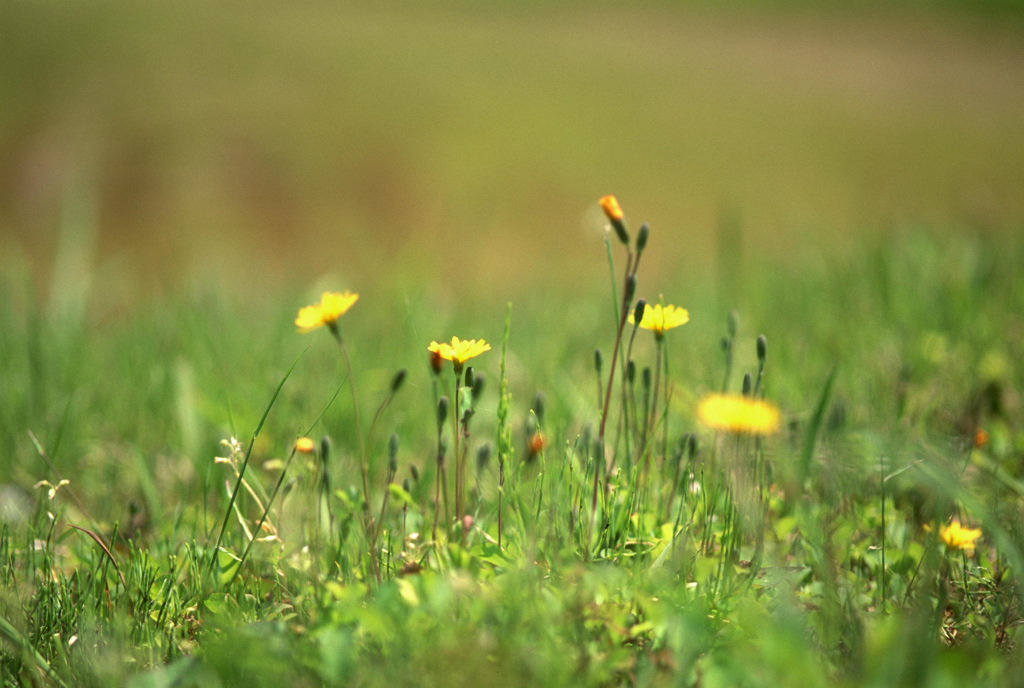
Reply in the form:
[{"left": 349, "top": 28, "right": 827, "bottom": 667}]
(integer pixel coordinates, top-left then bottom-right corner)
[
  {"left": 428, "top": 336, "right": 491, "bottom": 373},
  {"left": 295, "top": 291, "right": 359, "bottom": 333},
  {"left": 698, "top": 394, "right": 781, "bottom": 435},
  {"left": 628, "top": 303, "right": 690, "bottom": 338},
  {"left": 939, "top": 520, "right": 982, "bottom": 554}
]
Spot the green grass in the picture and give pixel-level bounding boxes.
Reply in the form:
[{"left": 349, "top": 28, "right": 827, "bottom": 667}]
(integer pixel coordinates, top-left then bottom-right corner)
[
  {"left": 2, "top": 216, "right": 1024, "bottom": 686},
  {"left": 3, "top": 3, "right": 1024, "bottom": 685}
]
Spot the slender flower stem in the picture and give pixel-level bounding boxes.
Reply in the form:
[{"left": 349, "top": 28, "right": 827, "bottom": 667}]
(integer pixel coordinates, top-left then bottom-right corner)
[{"left": 331, "top": 327, "right": 379, "bottom": 582}]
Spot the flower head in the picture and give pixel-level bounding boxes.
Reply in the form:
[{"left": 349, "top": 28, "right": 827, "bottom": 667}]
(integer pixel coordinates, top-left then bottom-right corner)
[
  {"left": 599, "top": 195, "right": 629, "bottom": 245},
  {"left": 939, "top": 520, "right": 982, "bottom": 554},
  {"left": 628, "top": 303, "right": 690, "bottom": 338},
  {"left": 698, "top": 394, "right": 781, "bottom": 435},
  {"left": 294, "top": 437, "right": 316, "bottom": 454},
  {"left": 599, "top": 195, "right": 624, "bottom": 222},
  {"left": 295, "top": 291, "right": 359, "bottom": 333},
  {"left": 428, "top": 337, "right": 491, "bottom": 373}
]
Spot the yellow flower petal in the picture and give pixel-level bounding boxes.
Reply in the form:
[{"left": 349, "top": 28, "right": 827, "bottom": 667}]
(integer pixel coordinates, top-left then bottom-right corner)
[
  {"left": 698, "top": 394, "right": 781, "bottom": 435},
  {"left": 628, "top": 303, "right": 690, "bottom": 336},
  {"left": 295, "top": 437, "right": 317, "bottom": 454},
  {"left": 939, "top": 521, "right": 982, "bottom": 553},
  {"left": 600, "top": 194, "right": 624, "bottom": 221},
  {"left": 428, "top": 337, "right": 491, "bottom": 366},
  {"left": 295, "top": 291, "right": 359, "bottom": 333}
]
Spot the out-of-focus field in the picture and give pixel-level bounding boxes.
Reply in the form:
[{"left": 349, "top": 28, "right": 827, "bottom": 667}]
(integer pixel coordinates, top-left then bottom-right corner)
[{"left": 2, "top": 1, "right": 1024, "bottom": 302}]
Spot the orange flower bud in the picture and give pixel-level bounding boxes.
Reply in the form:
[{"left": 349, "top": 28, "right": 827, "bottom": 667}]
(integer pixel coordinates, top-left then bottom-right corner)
[{"left": 599, "top": 195, "right": 624, "bottom": 221}]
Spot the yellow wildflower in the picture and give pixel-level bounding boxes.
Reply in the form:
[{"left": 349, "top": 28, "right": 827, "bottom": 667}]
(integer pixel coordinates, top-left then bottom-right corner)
[
  {"left": 939, "top": 520, "right": 982, "bottom": 554},
  {"left": 428, "top": 337, "right": 491, "bottom": 373},
  {"left": 295, "top": 291, "right": 359, "bottom": 333},
  {"left": 628, "top": 303, "right": 690, "bottom": 338},
  {"left": 294, "top": 437, "right": 316, "bottom": 454},
  {"left": 599, "top": 195, "right": 624, "bottom": 222},
  {"left": 698, "top": 394, "right": 781, "bottom": 435}
]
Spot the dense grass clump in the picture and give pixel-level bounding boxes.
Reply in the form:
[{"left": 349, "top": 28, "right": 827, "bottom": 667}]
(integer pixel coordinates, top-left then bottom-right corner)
[{"left": 1, "top": 206, "right": 1023, "bottom": 687}]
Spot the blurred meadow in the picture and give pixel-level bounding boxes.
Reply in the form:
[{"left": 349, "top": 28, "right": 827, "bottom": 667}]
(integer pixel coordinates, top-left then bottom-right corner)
[
  {"left": 3, "top": 0, "right": 1024, "bottom": 300},
  {"left": 3, "top": 2, "right": 1024, "bottom": 686}
]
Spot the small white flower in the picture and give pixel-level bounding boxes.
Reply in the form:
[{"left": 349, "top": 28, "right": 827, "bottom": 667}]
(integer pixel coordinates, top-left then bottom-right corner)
[{"left": 34, "top": 479, "right": 70, "bottom": 501}]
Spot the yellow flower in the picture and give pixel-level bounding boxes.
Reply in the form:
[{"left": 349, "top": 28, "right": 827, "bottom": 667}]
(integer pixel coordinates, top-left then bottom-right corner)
[
  {"left": 599, "top": 194, "right": 624, "bottom": 222},
  {"left": 939, "top": 520, "right": 982, "bottom": 553},
  {"left": 628, "top": 303, "right": 690, "bottom": 338},
  {"left": 294, "top": 437, "right": 316, "bottom": 454},
  {"left": 295, "top": 291, "right": 359, "bottom": 333},
  {"left": 428, "top": 337, "right": 491, "bottom": 372},
  {"left": 698, "top": 394, "right": 781, "bottom": 435}
]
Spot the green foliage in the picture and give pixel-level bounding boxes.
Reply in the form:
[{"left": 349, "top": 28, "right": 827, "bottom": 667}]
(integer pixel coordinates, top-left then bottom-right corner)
[{"left": 2, "top": 226, "right": 1024, "bottom": 686}]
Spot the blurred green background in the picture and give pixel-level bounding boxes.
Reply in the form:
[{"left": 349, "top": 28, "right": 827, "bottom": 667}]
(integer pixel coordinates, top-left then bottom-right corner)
[{"left": 2, "top": 0, "right": 1023, "bottom": 305}]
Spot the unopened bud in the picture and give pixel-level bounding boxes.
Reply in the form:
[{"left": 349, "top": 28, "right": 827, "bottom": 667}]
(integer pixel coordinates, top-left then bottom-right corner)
[
  {"left": 533, "top": 392, "right": 545, "bottom": 426},
  {"left": 728, "top": 310, "right": 739, "bottom": 338},
  {"left": 742, "top": 373, "right": 753, "bottom": 396},
  {"left": 633, "top": 299, "right": 647, "bottom": 328},
  {"left": 391, "top": 368, "right": 407, "bottom": 393},
  {"left": 319, "top": 436, "right": 332, "bottom": 463},
  {"left": 756, "top": 334, "right": 767, "bottom": 363},
  {"left": 464, "top": 366, "right": 474, "bottom": 390},
  {"left": 437, "top": 396, "right": 450, "bottom": 428},
  {"left": 600, "top": 195, "right": 630, "bottom": 245},
  {"left": 527, "top": 432, "right": 546, "bottom": 458},
  {"left": 388, "top": 433, "right": 400, "bottom": 460},
  {"left": 636, "top": 223, "right": 649, "bottom": 253},
  {"left": 472, "top": 373, "right": 485, "bottom": 400},
  {"left": 594, "top": 348, "right": 603, "bottom": 374},
  {"left": 429, "top": 349, "right": 444, "bottom": 376},
  {"left": 627, "top": 360, "right": 636, "bottom": 385},
  {"left": 477, "top": 443, "right": 492, "bottom": 471}
]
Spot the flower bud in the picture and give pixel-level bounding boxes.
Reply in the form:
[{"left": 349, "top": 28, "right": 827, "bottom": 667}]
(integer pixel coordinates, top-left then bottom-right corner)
[
  {"left": 756, "top": 334, "right": 767, "bottom": 363},
  {"left": 742, "top": 373, "right": 753, "bottom": 397},
  {"left": 295, "top": 437, "right": 316, "bottom": 454},
  {"left": 437, "top": 396, "right": 450, "bottom": 428},
  {"left": 533, "top": 392, "right": 545, "bottom": 426},
  {"left": 594, "top": 348, "right": 603, "bottom": 374},
  {"left": 390, "top": 368, "right": 407, "bottom": 393},
  {"left": 388, "top": 433, "right": 400, "bottom": 460},
  {"left": 600, "top": 195, "right": 630, "bottom": 245},
  {"left": 464, "top": 366, "right": 474, "bottom": 390},
  {"left": 728, "top": 310, "right": 739, "bottom": 338},
  {"left": 320, "top": 436, "right": 332, "bottom": 463},
  {"left": 472, "top": 373, "right": 485, "bottom": 400},
  {"left": 430, "top": 348, "right": 444, "bottom": 376},
  {"left": 626, "top": 360, "right": 636, "bottom": 385},
  {"left": 527, "top": 432, "right": 546, "bottom": 459},
  {"left": 635, "top": 223, "right": 649, "bottom": 254},
  {"left": 633, "top": 299, "right": 647, "bottom": 328},
  {"left": 477, "top": 443, "right": 492, "bottom": 471}
]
